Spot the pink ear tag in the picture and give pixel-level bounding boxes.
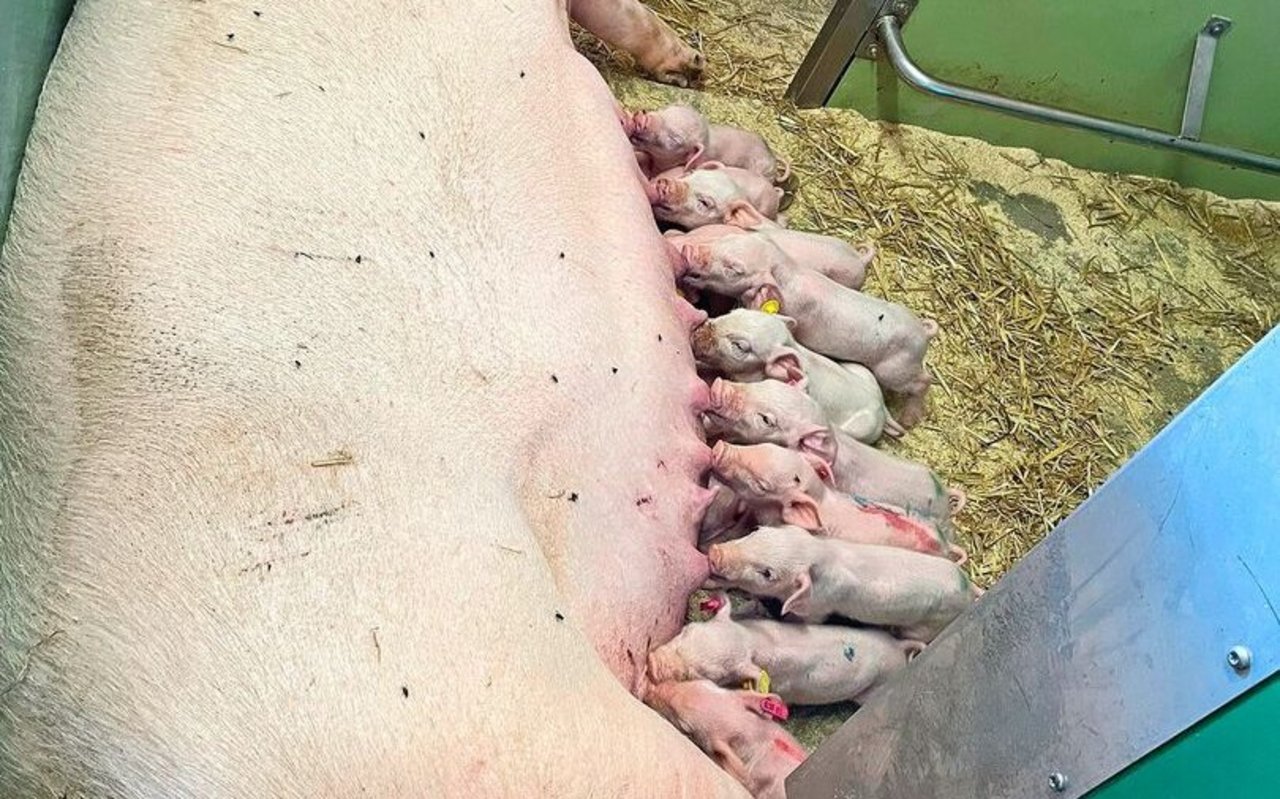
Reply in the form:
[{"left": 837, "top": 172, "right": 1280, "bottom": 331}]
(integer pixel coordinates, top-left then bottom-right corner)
[{"left": 760, "top": 697, "right": 789, "bottom": 721}]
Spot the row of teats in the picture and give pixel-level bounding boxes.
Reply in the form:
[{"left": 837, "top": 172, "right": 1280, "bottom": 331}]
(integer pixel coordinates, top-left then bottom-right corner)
[{"left": 625, "top": 104, "right": 982, "bottom": 799}]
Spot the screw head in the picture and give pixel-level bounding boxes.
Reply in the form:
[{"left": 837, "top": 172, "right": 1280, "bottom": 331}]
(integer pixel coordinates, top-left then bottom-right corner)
[
  {"left": 1048, "top": 772, "right": 1068, "bottom": 792},
  {"left": 1227, "top": 645, "right": 1252, "bottom": 673},
  {"left": 867, "top": 44, "right": 879, "bottom": 58}
]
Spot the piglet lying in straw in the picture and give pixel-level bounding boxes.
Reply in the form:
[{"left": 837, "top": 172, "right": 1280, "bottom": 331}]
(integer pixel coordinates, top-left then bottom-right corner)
[
  {"left": 681, "top": 227, "right": 937, "bottom": 427},
  {"left": 702, "top": 378, "right": 966, "bottom": 531},
  {"left": 707, "top": 525, "right": 980, "bottom": 642},
  {"left": 644, "top": 678, "right": 804, "bottom": 799},
  {"left": 691, "top": 309, "right": 898, "bottom": 444},
  {"left": 709, "top": 440, "right": 961, "bottom": 562},
  {"left": 650, "top": 592, "right": 922, "bottom": 705},
  {"left": 667, "top": 222, "right": 873, "bottom": 291},
  {"left": 648, "top": 163, "right": 784, "bottom": 230},
  {"left": 626, "top": 104, "right": 789, "bottom": 182}
]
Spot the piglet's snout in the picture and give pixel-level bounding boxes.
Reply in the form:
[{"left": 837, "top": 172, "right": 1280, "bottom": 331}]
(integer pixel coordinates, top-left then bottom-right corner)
[
  {"left": 690, "top": 323, "right": 716, "bottom": 358},
  {"left": 708, "top": 439, "right": 730, "bottom": 470},
  {"left": 706, "top": 544, "right": 725, "bottom": 575},
  {"left": 679, "top": 244, "right": 705, "bottom": 269},
  {"left": 707, "top": 378, "right": 727, "bottom": 411}
]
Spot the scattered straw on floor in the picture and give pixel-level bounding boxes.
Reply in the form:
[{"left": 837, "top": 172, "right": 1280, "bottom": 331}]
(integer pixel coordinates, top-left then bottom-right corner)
[{"left": 580, "top": 0, "right": 1279, "bottom": 749}]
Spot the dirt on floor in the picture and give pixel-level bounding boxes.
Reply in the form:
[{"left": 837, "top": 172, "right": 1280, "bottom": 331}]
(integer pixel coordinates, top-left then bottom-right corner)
[{"left": 579, "top": 0, "right": 1280, "bottom": 750}]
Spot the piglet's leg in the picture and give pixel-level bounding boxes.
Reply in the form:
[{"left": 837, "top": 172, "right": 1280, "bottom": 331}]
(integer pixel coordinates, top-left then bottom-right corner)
[{"left": 570, "top": 0, "right": 705, "bottom": 87}]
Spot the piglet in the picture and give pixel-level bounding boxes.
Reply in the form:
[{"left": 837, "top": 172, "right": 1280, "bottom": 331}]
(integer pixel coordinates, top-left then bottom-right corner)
[
  {"left": 644, "top": 679, "right": 805, "bottom": 799},
  {"left": 702, "top": 378, "right": 967, "bottom": 531},
  {"left": 651, "top": 593, "right": 923, "bottom": 705},
  {"left": 667, "top": 223, "right": 871, "bottom": 290},
  {"left": 707, "top": 525, "right": 980, "bottom": 642},
  {"left": 690, "top": 309, "right": 894, "bottom": 444},
  {"left": 709, "top": 441, "right": 957, "bottom": 561},
  {"left": 628, "top": 104, "right": 787, "bottom": 182},
  {"left": 648, "top": 163, "right": 783, "bottom": 230},
  {"left": 681, "top": 226, "right": 937, "bottom": 426}
]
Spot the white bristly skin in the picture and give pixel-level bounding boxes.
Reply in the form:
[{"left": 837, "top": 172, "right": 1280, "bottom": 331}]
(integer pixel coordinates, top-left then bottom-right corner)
[
  {"left": 708, "top": 526, "right": 977, "bottom": 642},
  {"left": 0, "top": 1, "right": 743, "bottom": 796}
]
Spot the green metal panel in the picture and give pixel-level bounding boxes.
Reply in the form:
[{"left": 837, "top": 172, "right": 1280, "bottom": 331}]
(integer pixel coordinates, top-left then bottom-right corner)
[
  {"left": 1, "top": 0, "right": 75, "bottom": 245},
  {"left": 1087, "top": 674, "right": 1280, "bottom": 798},
  {"left": 829, "top": 0, "right": 1280, "bottom": 200}
]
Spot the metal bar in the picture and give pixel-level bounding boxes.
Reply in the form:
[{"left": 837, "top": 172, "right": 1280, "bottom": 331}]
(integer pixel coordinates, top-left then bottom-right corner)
[
  {"left": 875, "top": 15, "right": 1280, "bottom": 174},
  {"left": 1180, "top": 16, "right": 1232, "bottom": 141},
  {"left": 784, "top": 0, "right": 897, "bottom": 108}
]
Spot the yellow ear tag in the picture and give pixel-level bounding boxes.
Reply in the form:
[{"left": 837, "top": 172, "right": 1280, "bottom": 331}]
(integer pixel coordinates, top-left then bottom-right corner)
[
  {"left": 742, "top": 669, "right": 771, "bottom": 694},
  {"left": 760, "top": 299, "right": 781, "bottom": 315}
]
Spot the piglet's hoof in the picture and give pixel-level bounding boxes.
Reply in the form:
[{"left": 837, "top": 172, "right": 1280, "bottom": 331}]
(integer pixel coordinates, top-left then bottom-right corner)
[{"left": 649, "top": 49, "right": 705, "bottom": 88}]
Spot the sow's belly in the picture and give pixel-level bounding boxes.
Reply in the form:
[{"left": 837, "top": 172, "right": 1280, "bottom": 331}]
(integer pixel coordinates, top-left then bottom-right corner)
[{"left": 0, "top": 0, "right": 732, "bottom": 795}]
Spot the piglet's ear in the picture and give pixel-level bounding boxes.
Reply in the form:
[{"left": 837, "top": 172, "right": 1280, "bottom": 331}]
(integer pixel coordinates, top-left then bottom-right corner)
[
  {"left": 695, "top": 159, "right": 726, "bottom": 171},
  {"left": 781, "top": 570, "right": 813, "bottom": 617},
  {"left": 724, "top": 200, "right": 767, "bottom": 229},
  {"left": 764, "top": 348, "right": 806, "bottom": 387},
  {"left": 801, "top": 453, "right": 835, "bottom": 486},
  {"left": 711, "top": 742, "right": 750, "bottom": 785},
  {"left": 743, "top": 283, "right": 783, "bottom": 312},
  {"left": 682, "top": 144, "right": 706, "bottom": 171},
  {"left": 780, "top": 491, "right": 822, "bottom": 530},
  {"left": 798, "top": 428, "right": 838, "bottom": 466}
]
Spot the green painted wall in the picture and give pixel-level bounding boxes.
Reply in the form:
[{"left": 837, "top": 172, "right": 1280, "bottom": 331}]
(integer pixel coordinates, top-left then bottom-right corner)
[
  {"left": 1, "top": 0, "right": 76, "bottom": 246},
  {"left": 829, "top": 0, "right": 1280, "bottom": 201},
  {"left": 1087, "top": 673, "right": 1280, "bottom": 798}
]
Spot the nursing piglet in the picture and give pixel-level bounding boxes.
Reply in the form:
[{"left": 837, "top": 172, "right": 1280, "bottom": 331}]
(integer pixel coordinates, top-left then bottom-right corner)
[
  {"left": 628, "top": 104, "right": 787, "bottom": 182},
  {"left": 707, "top": 525, "right": 980, "bottom": 642},
  {"left": 686, "top": 229, "right": 937, "bottom": 426},
  {"left": 648, "top": 163, "right": 783, "bottom": 230},
  {"left": 709, "top": 441, "right": 958, "bottom": 561},
  {"left": 645, "top": 679, "right": 805, "bottom": 799},
  {"left": 667, "top": 223, "right": 871, "bottom": 290},
  {"left": 650, "top": 595, "right": 922, "bottom": 705},
  {"left": 690, "top": 309, "right": 892, "bottom": 443},
  {"left": 702, "top": 378, "right": 966, "bottom": 529}
]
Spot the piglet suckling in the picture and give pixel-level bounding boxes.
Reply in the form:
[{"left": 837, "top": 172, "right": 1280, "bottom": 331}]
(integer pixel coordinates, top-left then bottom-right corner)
[
  {"left": 709, "top": 441, "right": 955, "bottom": 560},
  {"left": 682, "top": 228, "right": 937, "bottom": 427},
  {"left": 707, "top": 525, "right": 979, "bottom": 642},
  {"left": 702, "top": 378, "right": 966, "bottom": 532},
  {"left": 667, "top": 223, "right": 872, "bottom": 290},
  {"left": 644, "top": 679, "right": 805, "bottom": 799},
  {"left": 690, "top": 309, "right": 892, "bottom": 444},
  {"left": 648, "top": 163, "right": 783, "bottom": 230},
  {"left": 650, "top": 594, "right": 922, "bottom": 705},
  {"left": 628, "top": 104, "right": 787, "bottom": 182}
]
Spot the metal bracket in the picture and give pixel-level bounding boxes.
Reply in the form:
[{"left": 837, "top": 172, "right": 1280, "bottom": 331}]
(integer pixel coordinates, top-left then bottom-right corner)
[
  {"left": 1179, "top": 15, "right": 1232, "bottom": 141},
  {"left": 858, "top": 0, "right": 916, "bottom": 60},
  {"left": 784, "top": 0, "right": 917, "bottom": 107}
]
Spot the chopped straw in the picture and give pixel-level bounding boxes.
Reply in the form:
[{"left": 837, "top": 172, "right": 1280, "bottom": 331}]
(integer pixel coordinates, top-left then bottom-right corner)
[{"left": 579, "top": 0, "right": 1279, "bottom": 748}]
